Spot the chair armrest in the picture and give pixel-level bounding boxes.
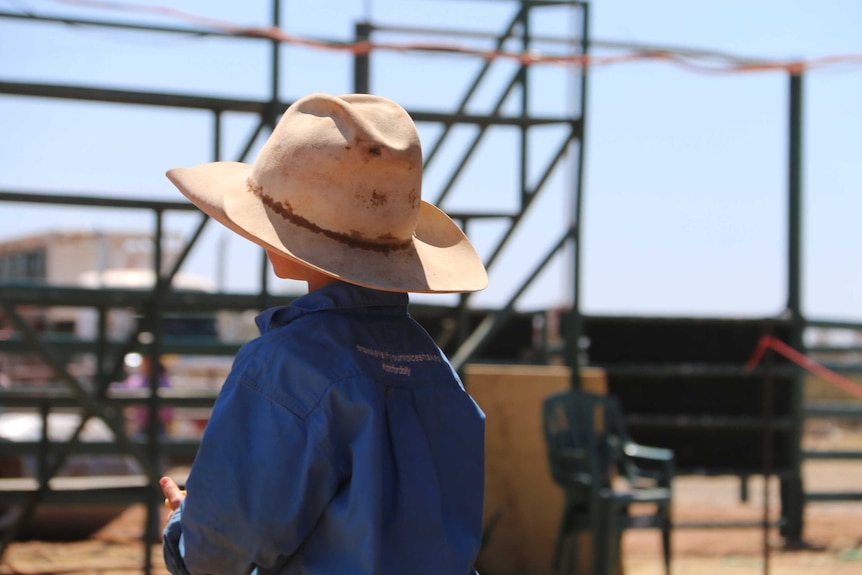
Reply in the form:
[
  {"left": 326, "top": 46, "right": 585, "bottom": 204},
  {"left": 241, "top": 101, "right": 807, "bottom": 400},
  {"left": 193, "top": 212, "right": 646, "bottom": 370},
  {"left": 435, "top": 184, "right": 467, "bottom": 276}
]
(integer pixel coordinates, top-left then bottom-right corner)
[
  {"left": 623, "top": 442, "right": 675, "bottom": 487},
  {"left": 548, "top": 447, "right": 597, "bottom": 486},
  {"left": 624, "top": 442, "right": 674, "bottom": 462}
]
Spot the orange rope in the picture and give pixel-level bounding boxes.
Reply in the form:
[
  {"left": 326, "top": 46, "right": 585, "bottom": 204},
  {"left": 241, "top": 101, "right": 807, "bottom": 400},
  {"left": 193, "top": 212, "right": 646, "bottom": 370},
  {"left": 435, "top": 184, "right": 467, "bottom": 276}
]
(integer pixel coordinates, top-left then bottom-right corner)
[
  {"left": 46, "top": 0, "right": 862, "bottom": 75},
  {"left": 746, "top": 336, "right": 862, "bottom": 401}
]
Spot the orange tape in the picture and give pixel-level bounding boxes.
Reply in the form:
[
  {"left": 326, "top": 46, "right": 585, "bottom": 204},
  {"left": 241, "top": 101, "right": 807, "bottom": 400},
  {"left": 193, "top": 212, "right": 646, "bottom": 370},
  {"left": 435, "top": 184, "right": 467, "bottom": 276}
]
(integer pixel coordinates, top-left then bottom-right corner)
[{"left": 47, "top": 0, "right": 862, "bottom": 75}]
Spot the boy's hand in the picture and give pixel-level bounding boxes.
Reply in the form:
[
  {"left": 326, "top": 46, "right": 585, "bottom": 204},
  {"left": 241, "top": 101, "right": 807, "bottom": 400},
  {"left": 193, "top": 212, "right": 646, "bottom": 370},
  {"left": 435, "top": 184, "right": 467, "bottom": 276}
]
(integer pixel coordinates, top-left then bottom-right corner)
[{"left": 160, "top": 476, "right": 186, "bottom": 512}]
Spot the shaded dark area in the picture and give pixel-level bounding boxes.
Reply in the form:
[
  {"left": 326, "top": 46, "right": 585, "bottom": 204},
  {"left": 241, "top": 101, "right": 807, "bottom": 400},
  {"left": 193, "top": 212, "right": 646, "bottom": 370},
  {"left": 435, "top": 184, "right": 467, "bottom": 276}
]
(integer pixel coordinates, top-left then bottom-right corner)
[
  {"left": 584, "top": 316, "right": 793, "bottom": 366},
  {"left": 583, "top": 315, "right": 798, "bottom": 475},
  {"left": 413, "top": 307, "right": 801, "bottom": 476}
]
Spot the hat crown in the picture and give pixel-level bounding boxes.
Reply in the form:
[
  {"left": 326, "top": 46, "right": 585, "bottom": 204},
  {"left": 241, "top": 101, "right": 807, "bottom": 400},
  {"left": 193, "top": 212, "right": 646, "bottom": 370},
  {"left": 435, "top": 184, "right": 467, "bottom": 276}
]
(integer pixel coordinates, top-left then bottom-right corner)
[
  {"left": 166, "top": 91, "right": 488, "bottom": 293},
  {"left": 249, "top": 93, "right": 423, "bottom": 250}
]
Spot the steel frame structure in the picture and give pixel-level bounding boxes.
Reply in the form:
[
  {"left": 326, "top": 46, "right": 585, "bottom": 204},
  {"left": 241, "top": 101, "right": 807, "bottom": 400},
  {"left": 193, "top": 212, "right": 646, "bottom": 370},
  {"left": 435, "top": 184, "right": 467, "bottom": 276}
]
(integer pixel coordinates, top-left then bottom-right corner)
[
  {"left": 4, "top": 1, "right": 861, "bottom": 570},
  {"left": 0, "top": 1, "right": 589, "bottom": 570}
]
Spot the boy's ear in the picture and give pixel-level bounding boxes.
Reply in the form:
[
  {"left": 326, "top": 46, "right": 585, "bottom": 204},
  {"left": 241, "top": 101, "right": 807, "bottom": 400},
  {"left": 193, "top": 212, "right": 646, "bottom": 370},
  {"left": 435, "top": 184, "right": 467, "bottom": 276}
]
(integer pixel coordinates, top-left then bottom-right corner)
[{"left": 266, "top": 249, "right": 308, "bottom": 281}]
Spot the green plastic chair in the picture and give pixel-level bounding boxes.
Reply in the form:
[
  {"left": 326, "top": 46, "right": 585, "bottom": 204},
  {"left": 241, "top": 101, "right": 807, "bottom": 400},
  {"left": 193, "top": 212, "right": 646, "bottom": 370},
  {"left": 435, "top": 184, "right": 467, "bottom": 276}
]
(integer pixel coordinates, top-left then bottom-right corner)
[{"left": 543, "top": 389, "right": 674, "bottom": 575}]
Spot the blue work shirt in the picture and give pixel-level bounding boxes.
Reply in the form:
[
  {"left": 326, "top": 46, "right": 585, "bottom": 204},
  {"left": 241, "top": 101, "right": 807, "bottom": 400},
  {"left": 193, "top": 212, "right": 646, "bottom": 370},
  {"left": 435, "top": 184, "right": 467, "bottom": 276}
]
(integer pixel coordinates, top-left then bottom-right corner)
[{"left": 163, "top": 282, "right": 485, "bottom": 575}]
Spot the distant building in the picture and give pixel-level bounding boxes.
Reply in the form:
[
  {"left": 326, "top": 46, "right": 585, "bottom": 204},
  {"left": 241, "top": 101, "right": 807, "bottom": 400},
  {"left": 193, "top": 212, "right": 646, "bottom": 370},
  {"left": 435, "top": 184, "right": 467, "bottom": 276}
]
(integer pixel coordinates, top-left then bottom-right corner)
[
  {"left": 0, "top": 230, "right": 183, "bottom": 286},
  {"left": 0, "top": 230, "right": 216, "bottom": 385},
  {"left": 0, "top": 230, "right": 189, "bottom": 334}
]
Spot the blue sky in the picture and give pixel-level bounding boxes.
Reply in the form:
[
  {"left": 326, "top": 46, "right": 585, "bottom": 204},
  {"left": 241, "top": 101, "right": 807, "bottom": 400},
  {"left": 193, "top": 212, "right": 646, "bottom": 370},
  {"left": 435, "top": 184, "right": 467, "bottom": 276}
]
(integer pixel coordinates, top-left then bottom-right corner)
[{"left": 0, "top": 0, "right": 860, "bottom": 322}]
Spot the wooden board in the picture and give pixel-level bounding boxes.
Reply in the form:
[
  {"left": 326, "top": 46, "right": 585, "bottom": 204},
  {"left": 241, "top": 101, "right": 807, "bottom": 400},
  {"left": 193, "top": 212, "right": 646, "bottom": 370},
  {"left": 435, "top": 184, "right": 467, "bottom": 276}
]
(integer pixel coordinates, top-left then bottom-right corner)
[{"left": 465, "top": 365, "right": 608, "bottom": 575}]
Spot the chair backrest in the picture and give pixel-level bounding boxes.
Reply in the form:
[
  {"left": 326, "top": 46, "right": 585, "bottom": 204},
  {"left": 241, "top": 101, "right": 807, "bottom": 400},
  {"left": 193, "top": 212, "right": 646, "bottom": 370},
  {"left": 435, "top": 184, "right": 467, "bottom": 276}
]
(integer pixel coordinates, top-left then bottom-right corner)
[{"left": 543, "top": 389, "right": 629, "bottom": 492}]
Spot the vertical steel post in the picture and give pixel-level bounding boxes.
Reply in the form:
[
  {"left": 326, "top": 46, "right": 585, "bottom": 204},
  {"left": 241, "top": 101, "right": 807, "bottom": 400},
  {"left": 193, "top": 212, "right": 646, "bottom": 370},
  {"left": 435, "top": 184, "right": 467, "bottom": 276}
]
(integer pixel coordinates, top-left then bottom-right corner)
[
  {"left": 787, "top": 74, "right": 803, "bottom": 328},
  {"left": 260, "top": 248, "right": 270, "bottom": 306},
  {"left": 38, "top": 400, "right": 50, "bottom": 488},
  {"left": 569, "top": 1, "right": 589, "bottom": 389},
  {"left": 354, "top": 22, "right": 372, "bottom": 94},
  {"left": 519, "top": 8, "right": 531, "bottom": 209},
  {"left": 143, "top": 209, "right": 165, "bottom": 575},
  {"left": 96, "top": 306, "right": 108, "bottom": 398},
  {"left": 213, "top": 109, "right": 225, "bottom": 295},
  {"left": 259, "top": 0, "right": 282, "bottom": 309},
  {"left": 213, "top": 110, "right": 222, "bottom": 162},
  {"left": 761, "top": 321, "right": 775, "bottom": 575},
  {"left": 270, "top": 0, "right": 281, "bottom": 117},
  {"left": 780, "top": 71, "right": 805, "bottom": 542}
]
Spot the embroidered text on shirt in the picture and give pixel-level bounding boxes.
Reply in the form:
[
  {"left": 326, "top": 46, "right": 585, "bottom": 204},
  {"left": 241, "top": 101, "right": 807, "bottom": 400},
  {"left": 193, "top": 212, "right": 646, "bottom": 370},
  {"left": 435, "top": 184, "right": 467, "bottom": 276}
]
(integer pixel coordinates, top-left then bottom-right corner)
[{"left": 356, "top": 344, "right": 441, "bottom": 377}]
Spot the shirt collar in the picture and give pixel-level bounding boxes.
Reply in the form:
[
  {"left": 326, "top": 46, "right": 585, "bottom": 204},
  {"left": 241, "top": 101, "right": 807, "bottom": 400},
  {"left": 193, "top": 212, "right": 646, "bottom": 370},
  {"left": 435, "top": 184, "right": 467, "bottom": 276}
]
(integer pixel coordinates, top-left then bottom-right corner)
[{"left": 255, "top": 281, "right": 409, "bottom": 333}]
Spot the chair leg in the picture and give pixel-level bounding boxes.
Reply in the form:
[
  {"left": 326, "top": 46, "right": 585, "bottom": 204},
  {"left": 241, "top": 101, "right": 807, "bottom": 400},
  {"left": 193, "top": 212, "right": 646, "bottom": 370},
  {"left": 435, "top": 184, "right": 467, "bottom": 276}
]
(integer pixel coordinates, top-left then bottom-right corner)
[
  {"left": 661, "top": 514, "right": 672, "bottom": 575},
  {"left": 566, "top": 531, "right": 581, "bottom": 575},
  {"left": 605, "top": 513, "right": 622, "bottom": 575},
  {"left": 553, "top": 513, "right": 567, "bottom": 575},
  {"left": 552, "top": 526, "right": 564, "bottom": 574},
  {"left": 590, "top": 501, "right": 610, "bottom": 575},
  {"left": 558, "top": 532, "right": 576, "bottom": 575},
  {"left": 554, "top": 506, "right": 579, "bottom": 575}
]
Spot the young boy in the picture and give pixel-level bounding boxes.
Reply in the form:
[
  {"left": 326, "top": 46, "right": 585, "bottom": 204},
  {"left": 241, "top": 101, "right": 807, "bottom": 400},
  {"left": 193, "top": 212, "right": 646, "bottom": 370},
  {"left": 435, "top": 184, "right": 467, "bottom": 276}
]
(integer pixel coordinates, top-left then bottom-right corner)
[{"left": 160, "top": 93, "right": 488, "bottom": 574}]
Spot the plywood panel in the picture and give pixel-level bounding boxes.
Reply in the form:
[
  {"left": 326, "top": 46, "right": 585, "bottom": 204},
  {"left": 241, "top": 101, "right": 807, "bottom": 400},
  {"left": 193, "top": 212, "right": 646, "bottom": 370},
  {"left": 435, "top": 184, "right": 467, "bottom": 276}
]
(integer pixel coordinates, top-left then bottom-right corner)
[{"left": 465, "top": 365, "right": 607, "bottom": 575}]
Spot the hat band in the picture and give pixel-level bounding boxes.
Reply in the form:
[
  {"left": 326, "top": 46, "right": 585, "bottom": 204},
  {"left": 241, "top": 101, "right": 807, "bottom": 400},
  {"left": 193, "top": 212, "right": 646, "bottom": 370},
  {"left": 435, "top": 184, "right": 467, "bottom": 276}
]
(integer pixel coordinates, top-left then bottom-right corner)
[{"left": 246, "top": 179, "right": 413, "bottom": 253}]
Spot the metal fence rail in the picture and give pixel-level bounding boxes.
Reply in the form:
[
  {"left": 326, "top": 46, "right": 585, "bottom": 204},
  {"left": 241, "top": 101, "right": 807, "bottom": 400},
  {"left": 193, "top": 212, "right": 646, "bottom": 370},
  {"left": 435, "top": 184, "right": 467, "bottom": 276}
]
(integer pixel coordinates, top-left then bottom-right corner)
[{"left": 0, "top": 191, "right": 290, "bottom": 563}]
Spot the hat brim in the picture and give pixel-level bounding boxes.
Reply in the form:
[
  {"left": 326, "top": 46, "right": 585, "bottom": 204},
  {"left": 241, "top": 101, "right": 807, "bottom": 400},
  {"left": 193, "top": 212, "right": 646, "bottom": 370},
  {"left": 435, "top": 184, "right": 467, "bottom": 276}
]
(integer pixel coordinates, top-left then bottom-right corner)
[{"left": 167, "top": 162, "right": 488, "bottom": 294}]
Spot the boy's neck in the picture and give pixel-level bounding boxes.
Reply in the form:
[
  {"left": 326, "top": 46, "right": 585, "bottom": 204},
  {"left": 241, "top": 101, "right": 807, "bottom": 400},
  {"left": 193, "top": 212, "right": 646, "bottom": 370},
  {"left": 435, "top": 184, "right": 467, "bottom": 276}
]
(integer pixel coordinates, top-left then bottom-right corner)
[{"left": 305, "top": 270, "right": 340, "bottom": 292}]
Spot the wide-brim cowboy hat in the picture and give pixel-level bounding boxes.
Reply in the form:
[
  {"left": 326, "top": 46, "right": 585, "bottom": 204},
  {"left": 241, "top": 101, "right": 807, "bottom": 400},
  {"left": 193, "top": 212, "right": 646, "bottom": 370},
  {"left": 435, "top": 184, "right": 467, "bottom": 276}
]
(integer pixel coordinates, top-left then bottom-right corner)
[{"left": 166, "top": 93, "right": 487, "bottom": 294}]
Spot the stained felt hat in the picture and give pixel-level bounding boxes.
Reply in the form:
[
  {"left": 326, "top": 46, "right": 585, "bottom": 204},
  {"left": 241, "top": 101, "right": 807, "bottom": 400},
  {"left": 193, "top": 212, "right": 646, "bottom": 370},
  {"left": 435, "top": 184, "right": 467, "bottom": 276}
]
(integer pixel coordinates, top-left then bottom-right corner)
[{"left": 167, "top": 93, "right": 487, "bottom": 293}]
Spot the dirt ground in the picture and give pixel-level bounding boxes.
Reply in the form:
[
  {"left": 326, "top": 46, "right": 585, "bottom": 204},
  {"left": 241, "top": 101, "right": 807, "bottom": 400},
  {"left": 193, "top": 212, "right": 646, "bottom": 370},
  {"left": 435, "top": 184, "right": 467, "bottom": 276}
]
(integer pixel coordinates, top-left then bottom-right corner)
[
  {"left": 2, "top": 420, "right": 861, "bottom": 575},
  {"left": 622, "top": 419, "right": 862, "bottom": 575}
]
